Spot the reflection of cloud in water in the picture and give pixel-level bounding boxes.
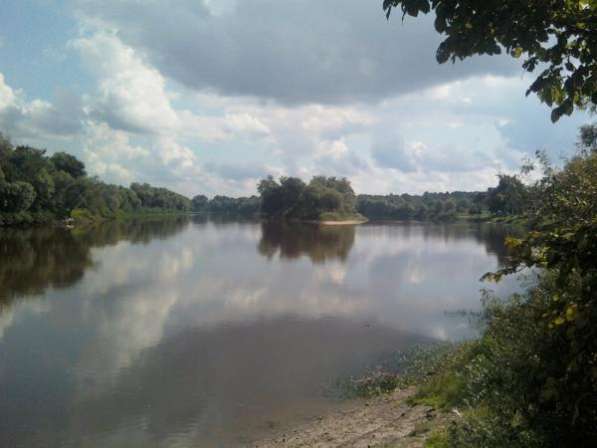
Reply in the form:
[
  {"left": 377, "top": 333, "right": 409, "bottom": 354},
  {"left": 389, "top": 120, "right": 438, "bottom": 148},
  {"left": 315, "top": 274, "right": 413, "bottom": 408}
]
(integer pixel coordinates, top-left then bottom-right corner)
[
  {"left": 68, "top": 316, "right": 427, "bottom": 447},
  {"left": 0, "top": 220, "right": 524, "bottom": 447}
]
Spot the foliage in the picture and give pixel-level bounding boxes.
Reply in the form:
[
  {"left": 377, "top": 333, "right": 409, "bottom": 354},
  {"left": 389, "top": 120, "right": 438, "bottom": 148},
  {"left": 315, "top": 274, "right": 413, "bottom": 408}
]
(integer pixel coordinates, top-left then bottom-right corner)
[
  {"left": 130, "top": 183, "right": 191, "bottom": 211},
  {"left": 579, "top": 123, "right": 597, "bottom": 151},
  {"left": 0, "top": 133, "right": 194, "bottom": 226},
  {"left": 332, "top": 343, "right": 458, "bottom": 399},
  {"left": 257, "top": 175, "right": 361, "bottom": 220},
  {"left": 424, "top": 430, "right": 450, "bottom": 448},
  {"left": 486, "top": 174, "right": 529, "bottom": 215},
  {"left": 357, "top": 191, "right": 486, "bottom": 221},
  {"left": 205, "top": 195, "right": 261, "bottom": 216},
  {"left": 414, "top": 129, "right": 597, "bottom": 447},
  {"left": 0, "top": 181, "right": 36, "bottom": 212},
  {"left": 191, "top": 194, "right": 208, "bottom": 212},
  {"left": 480, "top": 140, "right": 597, "bottom": 445},
  {"left": 388, "top": 126, "right": 597, "bottom": 447},
  {"left": 445, "top": 407, "right": 546, "bottom": 448},
  {"left": 50, "top": 152, "right": 86, "bottom": 178},
  {"left": 383, "top": 0, "right": 597, "bottom": 121}
]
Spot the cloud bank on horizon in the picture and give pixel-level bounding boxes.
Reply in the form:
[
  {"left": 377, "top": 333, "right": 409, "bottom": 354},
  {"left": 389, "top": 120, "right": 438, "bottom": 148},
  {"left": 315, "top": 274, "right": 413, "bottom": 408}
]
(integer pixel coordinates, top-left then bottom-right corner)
[{"left": 0, "top": 0, "right": 591, "bottom": 197}]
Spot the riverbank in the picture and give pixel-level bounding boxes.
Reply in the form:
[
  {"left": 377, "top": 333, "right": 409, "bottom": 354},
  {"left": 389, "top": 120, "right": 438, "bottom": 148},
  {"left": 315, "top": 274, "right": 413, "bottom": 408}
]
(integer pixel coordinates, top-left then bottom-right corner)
[
  {"left": 0, "top": 209, "right": 195, "bottom": 228},
  {"left": 319, "top": 219, "right": 368, "bottom": 225},
  {"left": 251, "top": 344, "right": 462, "bottom": 447},
  {"left": 297, "top": 212, "right": 368, "bottom": 226},
  {"left": 254, "top": 387, "right": 452, "bottom": 447}
]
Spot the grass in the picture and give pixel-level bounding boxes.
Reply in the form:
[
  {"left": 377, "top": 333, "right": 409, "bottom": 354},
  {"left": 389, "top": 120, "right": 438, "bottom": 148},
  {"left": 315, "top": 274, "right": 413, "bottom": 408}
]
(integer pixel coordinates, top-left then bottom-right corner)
[
  {"left": 330, "top": 343, "right": 465, "bottom": 399},
  {"left": 424, "top": 430, "right": 450, "bottom": 448},
  {"left": 70, "top": 208, "right": 192, "bottom": 224},
  {"left": 408, "top": 342, "right": 480, "bottom": 410}
]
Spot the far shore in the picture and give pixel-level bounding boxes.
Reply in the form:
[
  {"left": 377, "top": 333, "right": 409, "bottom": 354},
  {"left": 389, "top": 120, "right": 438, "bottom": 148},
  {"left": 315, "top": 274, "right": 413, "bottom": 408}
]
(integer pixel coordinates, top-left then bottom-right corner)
[{"left": 318, "top": 219, "right": 368, "bottom": 226}]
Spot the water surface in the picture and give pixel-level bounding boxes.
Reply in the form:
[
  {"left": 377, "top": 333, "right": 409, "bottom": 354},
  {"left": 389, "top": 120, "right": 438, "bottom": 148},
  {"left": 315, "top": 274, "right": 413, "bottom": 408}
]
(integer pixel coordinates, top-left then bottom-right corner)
[{"left": 0, "top": 218, "right": 519, "bottom": 447}]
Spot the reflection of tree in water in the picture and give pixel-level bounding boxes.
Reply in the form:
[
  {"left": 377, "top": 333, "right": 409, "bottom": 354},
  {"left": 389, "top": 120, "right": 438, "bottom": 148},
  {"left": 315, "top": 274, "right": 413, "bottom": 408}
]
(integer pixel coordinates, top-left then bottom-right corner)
[
  {"left": 418, "top": 222, "right": 523, "bottom": 266},
  {"left": 73, "top": 215, "right": 191, "bottom": 247},
  {"left": 0, "top": 217, "right": 191, "bottom": 310},
  {"left": 258, "top": 222, "right": 355, "bottom": 263},
  {"left": 473, "top": 223, "right": 523, "bottom": 266},
  {"left": 0, "top": 227, "right": 92, "bottom": 307}
]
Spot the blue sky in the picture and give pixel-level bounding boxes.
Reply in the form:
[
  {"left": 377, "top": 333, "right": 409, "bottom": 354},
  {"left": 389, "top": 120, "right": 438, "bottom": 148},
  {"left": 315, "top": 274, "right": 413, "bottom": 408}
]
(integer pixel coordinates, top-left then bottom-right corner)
[{"left": 0, "top": 0, "right": 592, "bottom": 197}]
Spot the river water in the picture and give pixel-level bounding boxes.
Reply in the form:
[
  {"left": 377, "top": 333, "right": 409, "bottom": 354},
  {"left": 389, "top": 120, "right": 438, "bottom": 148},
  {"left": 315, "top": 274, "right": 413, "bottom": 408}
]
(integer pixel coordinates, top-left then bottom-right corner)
[{"left": 0, "top": 217, "right": 520, "bottom": 447}]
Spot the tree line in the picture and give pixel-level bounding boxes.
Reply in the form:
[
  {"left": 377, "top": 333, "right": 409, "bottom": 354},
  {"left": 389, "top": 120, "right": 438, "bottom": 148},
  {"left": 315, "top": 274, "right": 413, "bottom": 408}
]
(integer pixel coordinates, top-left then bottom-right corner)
[
  {"left": 356, "top": 174, "right": 529, "bottom": 221},
  {"left": 0, "top": 134, "right": 193, "bottom": 226},
  {"left": 0, "top": 131, "right": 564, "bottom": 227}
]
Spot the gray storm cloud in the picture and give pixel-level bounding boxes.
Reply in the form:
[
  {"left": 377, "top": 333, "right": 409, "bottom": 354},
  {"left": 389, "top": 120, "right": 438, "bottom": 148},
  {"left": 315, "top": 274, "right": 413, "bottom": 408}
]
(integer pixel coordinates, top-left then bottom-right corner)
[{"left": 76, "top": 0, "right": 519, "bottom": 104}]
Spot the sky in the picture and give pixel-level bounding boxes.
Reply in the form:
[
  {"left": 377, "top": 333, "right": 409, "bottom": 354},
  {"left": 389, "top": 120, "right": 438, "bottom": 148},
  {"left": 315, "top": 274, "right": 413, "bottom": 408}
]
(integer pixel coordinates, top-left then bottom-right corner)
[{"left": 0, "top": 0, "right": 592, "bottom": 197}]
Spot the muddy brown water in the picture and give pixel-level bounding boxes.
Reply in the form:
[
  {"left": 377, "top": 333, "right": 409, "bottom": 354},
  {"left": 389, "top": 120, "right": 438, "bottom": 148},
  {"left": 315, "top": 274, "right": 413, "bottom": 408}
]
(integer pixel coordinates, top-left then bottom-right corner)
[{"left": 0, "top": 217, "right": 520, "bottom": 447}]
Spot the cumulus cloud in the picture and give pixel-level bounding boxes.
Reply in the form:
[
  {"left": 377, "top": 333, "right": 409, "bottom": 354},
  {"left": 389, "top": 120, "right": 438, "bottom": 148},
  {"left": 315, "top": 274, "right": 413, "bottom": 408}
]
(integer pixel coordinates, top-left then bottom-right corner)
[
  {"left": 0, "top": 1, "right": 591, "bottom": 198},
  {"left": 72, "top": 31, "right": 180, "bottom": 134},
  {"left": 74, "top": 0, "right": 520, "bottom": 104},
  {"left": 0, "top": 74, "right": 84, "bottom": 139}
]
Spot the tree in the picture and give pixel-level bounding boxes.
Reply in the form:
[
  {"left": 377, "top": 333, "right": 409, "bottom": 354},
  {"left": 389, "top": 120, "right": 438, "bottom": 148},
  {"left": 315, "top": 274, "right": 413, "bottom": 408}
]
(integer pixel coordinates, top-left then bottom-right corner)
[
  {"left": 257, "top": 175, "right": 286, "bottom": 216},
  {"left": 50, "top": 152, "right": 86, "bottom": 178},
  {"left": 0, "top": 135, "right": 193, "bottom": 226},
  {"left": 0, "top": 133, "right": 12, "bottom": 160},
  {"left": 486, "top": 174, "right": 528, "bottom": 215},
  {"left": 383, "top": 0, "right": 597, "bottom": 121},
  {"left": 191, "top": 194, "right": 208, "bottom": 212},
  {"left": 257, "top": 175, "right": 360, "bottom": 220},
  {"left": 0, "top": 181, "right": 36, "bottom": 212},
  {"left": 480, "top": 128, "right": 597, "bottom": 445},
  {"left": 578, "top": 122, "right": 597, "bottom": 152},
  {"left": 31, "top": 168, "right": 56, "bottom": 211}
]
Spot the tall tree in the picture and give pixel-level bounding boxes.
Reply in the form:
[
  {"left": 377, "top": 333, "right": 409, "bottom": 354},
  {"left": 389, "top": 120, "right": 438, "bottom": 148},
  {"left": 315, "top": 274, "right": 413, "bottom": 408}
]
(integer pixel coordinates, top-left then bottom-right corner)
[{"left": 50, "top": 152, "right": 86, "bottom": 178}]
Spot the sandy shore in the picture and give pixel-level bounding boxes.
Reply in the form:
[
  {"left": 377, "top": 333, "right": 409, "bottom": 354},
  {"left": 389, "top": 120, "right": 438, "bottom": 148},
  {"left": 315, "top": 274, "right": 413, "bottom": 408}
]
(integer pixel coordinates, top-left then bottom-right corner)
[
  {"left": 318, "top": 219, "right": 368, "bottom": 226},
  {"left": 252, "top": 387, "right": 449, "bottom": 448}
]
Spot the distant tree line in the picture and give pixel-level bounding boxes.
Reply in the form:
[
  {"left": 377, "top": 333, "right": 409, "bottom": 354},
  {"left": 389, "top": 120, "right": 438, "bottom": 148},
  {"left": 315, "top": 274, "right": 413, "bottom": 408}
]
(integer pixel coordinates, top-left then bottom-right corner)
[
  {"left": 0, "top": 134, "right": 191, "bottom": 226},
  {"left": 1, "top": 131, "right": 536, "bottom": 226},
  {"left": 190, "top": 194, "right": 261, "bottom": 216},
  {"left": 356, "top": 174, "right": 530, "bottom": 221},
  {"left": 192, "top": 175, "right": 363, "bottom": 222}
]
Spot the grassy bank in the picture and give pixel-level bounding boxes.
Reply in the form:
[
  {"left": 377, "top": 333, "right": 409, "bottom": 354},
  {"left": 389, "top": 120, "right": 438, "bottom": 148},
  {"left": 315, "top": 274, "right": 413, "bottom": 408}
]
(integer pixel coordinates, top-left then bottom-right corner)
[
  {"left": 0, "top": 208, "right": 194, "bottom": 228},
  {"left": 331, "top": 342, "right": 497, "bottom": 447},
  {"left": 340, "top": 273, "right": 596, "bottom": 447},
  {"left": 69, "top": 208, "right": 193, "bottom": 225}
]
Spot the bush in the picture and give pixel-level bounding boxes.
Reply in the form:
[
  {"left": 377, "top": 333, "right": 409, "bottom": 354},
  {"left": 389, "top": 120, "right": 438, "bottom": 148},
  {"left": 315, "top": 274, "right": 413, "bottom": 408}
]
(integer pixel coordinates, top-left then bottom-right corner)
[{"left": 70, "top": 208, "right": 96, "bottom": 223}]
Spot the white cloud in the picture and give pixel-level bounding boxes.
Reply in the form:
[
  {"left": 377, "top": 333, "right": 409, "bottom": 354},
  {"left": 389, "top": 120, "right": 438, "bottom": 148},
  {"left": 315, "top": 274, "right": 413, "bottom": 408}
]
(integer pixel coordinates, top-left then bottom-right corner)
[
  {"left": 157, "top": 136, "right": 196, "bottom": 170},
  {"left": 72, "top": 31, "right": 180, "bottom": 134},
  {"left": 1, "top": 3, "right": 591, "bottom": 198},
  {"left": 0, "top": 74, "right": 85, "bottom": 140},
  {"left": 0, "top": 73, "right": 16, "bottom": 107}
]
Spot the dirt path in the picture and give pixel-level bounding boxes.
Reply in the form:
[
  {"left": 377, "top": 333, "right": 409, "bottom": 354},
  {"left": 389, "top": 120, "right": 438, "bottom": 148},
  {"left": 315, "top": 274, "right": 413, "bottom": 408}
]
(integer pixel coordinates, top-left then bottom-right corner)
[{"left": 252, "top": 387, "right": 446, "bottom": 448}]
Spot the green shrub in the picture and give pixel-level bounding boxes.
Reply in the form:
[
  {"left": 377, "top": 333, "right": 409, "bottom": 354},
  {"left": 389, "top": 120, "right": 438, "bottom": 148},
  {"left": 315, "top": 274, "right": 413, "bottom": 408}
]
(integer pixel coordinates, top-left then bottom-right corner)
[{"left": 70, "top": 208, "right": 96, "bottom": 223}]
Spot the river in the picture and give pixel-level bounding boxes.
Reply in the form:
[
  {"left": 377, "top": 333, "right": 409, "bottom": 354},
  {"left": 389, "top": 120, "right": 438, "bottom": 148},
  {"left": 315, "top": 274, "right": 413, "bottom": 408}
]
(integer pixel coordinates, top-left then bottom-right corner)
[{"left": 0, "top": 217, "right": 520, "bottom": 447}]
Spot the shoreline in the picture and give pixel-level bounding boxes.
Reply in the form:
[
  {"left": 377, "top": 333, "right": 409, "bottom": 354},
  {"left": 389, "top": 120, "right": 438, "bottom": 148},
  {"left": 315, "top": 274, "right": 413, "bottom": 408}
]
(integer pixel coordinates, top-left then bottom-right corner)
[
  {"left": 253, "top": 387, "right": 450, "bottom": 447},
  {"left": 318, "top": 219, "right": 369, "bottom": 225}
]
